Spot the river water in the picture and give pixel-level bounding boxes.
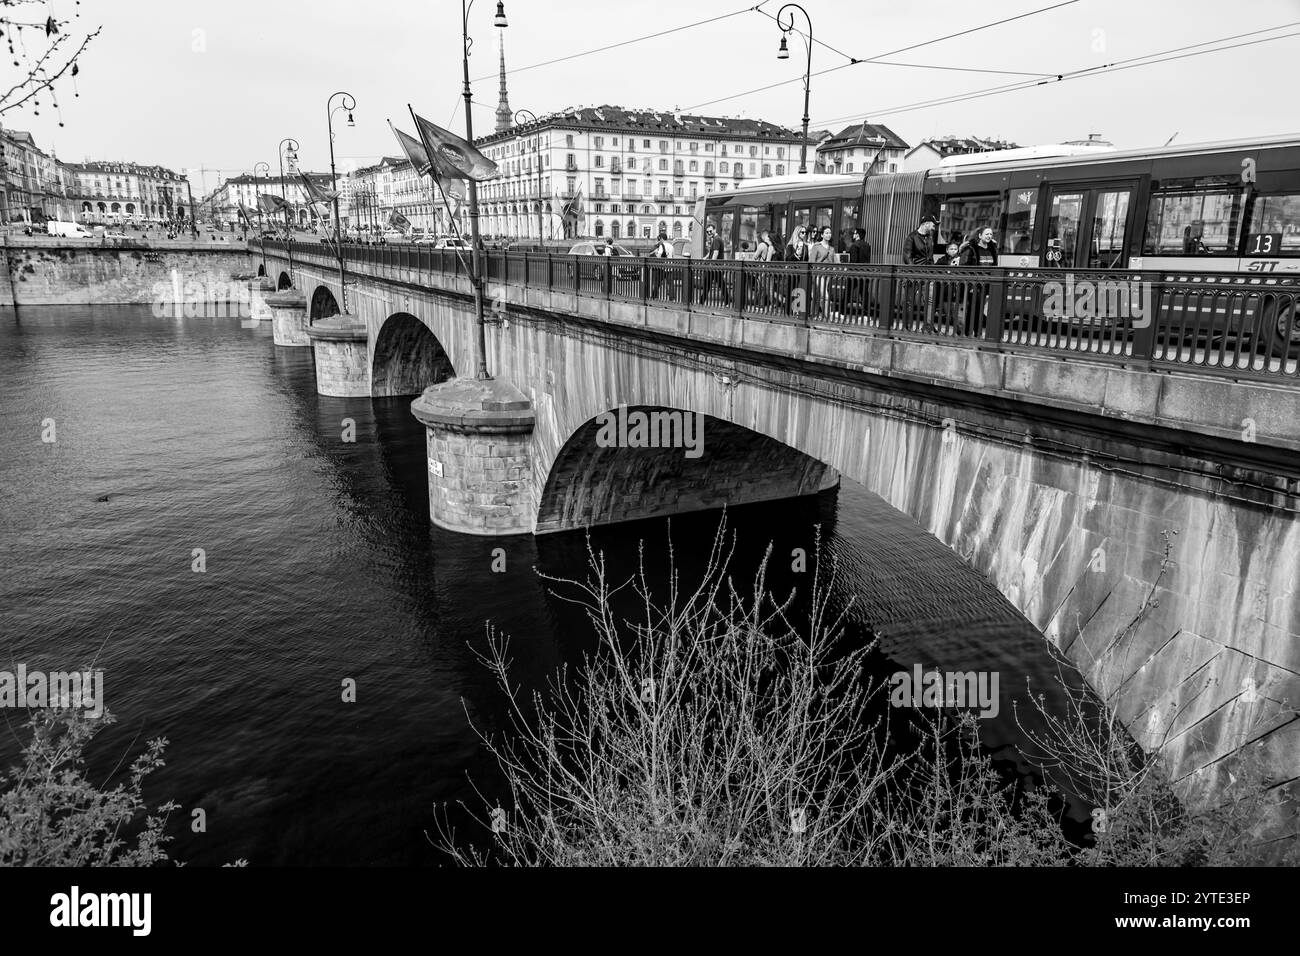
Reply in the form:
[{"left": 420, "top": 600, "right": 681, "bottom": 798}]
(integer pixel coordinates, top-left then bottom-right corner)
[{"left": 0, "top": 306, "right": 1083, "bottom": 865}]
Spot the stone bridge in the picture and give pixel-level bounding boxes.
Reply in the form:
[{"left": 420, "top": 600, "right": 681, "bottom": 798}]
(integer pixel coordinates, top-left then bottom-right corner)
[{"left": 256, "top": 240, "right": 1300, "bottom": 847}]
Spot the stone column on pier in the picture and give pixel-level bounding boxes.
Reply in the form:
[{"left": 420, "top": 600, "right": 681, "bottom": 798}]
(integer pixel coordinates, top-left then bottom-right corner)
[
  {"left": 410, "top": 378, "right": 536, "bottom": 535},
  {"left": 306, "top": 314, "right": 370, "bottom": 397},
  {"left": 266, "top": 290, "right": 309, "bottom": 346}
]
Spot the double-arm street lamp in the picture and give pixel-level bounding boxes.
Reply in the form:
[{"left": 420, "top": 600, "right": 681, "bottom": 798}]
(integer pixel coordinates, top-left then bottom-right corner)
[
  {"left": 326, "top": 91, "right": 356, "bottom": 311},
  {"left": 776, "top": 3, "right": 813, "bottom": 175},
  {"left": 460, "top": 0, "right": 508, "bottom": 380},
  {"left": 513, "top": 108, "right": 545, "bottom": 242},
  {"left": 279, "top": 137, "right": 299, "bottom": 283}
]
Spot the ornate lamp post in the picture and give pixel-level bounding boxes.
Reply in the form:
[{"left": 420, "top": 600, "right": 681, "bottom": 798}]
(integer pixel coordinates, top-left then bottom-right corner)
[
  {"left": 776, "top": 3, "right": 813, "bottom": 175},
  {"left": 460, "top": 0, "right": 508, "bottom": 380},
  {"left": 513, "top": 108, "right": 545, "bottom": 242},
  {"left": 253, "top": 161, "right": 271, "bottom": 273},
  {"left": 279, "top": 137, "right": 299, "bottom": 283},
  {"left": 326, "top": 91, "right": 356, "bottom": 310}
]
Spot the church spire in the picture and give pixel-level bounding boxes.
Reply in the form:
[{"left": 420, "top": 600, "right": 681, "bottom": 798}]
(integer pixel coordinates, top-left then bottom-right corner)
[{"left": 494, "top": 36, "right": 513, "bottom": 134}]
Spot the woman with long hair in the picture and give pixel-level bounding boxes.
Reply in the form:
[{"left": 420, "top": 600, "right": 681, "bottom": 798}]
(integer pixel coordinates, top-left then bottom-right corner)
[{"left": 784, "top": 225, "right": 809, "bottom": 316}]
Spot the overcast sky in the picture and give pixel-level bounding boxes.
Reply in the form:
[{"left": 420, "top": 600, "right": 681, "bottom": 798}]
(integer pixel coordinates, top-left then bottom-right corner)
[{"left": 5, "top": 0, "right": 1298, "bottom": 195}]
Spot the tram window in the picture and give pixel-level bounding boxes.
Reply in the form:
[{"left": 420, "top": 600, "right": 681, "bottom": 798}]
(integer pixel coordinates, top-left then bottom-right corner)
[
  {"left": 812, "top": 206, "right": 833, "bottom": 243},
  {"left": 1246, "top": 193, "right": 1300, "bottom": 254},
  {"left": 1144, "top": 187, "right": 1246, "bottom": 255},
  {"left": 719, "top": 210, "right": 736, "bottom": 254},
  {"left": 739, "top": 205, "right": 761, "bottom": 251},
  {"left": 792, "top": 207, "right": 811, "bottom": 239},
  {"left": 839, "top": 201, "right": 861, "bottom": 250},
  {"left": 1006, "top": 189, "right": 1037, "bottom": 255},
  {"left": 1046, "top": 192, "right": 1084, "bottom": 266},
  {"left": 938, "top": 193, "right": 1001, "bottom": 247},
  {"left": 1088, "top": 189, "right": 1131, "bottom": 269}
]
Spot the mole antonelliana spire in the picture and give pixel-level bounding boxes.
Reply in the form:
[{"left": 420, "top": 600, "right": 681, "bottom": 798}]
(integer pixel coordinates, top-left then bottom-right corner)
[{"left": 494, "top": 36, "right": 512, "bottom": 134}]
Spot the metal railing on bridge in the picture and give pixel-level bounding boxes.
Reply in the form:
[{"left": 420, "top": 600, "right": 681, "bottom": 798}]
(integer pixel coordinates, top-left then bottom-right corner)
[{"left": 258, "top": 239, "right": 1300, "bottom": 383}]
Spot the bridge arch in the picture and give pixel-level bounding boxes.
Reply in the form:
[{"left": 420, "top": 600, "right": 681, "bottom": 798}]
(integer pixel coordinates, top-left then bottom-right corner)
[
  {"left": 535, "top": 405, "right": 837, "bottom": 534},
  {"left": 276, "top": 271, "right": 292, "bottom": 290},
  {"left": 310, "top": 285, "right": 340, "bottom": 322},
  {"left": 371, "top": 312, "right": 456, "bottom": 398}
]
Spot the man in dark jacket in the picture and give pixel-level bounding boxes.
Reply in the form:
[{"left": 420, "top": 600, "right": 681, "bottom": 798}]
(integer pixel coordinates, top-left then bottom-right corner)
[
  {"left": 904, "top": 215, "right": 938, "bottom": 264},
  {"left": 848, "top": 227, "right": 871, "bottom": 264}
]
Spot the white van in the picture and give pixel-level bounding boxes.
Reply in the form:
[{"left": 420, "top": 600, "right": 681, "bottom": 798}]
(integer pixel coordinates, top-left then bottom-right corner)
[{"left": 46, "top": 221, "right": 93, "bottom": 239}]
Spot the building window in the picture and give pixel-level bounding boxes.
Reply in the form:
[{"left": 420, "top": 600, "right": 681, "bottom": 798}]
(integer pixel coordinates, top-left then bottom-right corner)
[
  {"left": 846, "top": 163, "right": 853, "bottom": 173},
  {"left": 595, "top": 155, "right": 603, "bottom": 167},
  {"left": 566, "top": 134, "right": 574, "bottom": 147},
  {"left": 704, "top": 162, "right": 714, "bottom": 175},
  {"left": 720, "top": 162, "right": 729, "bottom": 174},
  {"left": 776, "top": 164, "right": 784, "bottom": 175},
  {"left": 595, "top": 219, "right": 604, "bottom": 236},
  {"left": 762, "top": 164, "right": 771, "bottom": 177},
  {"left": 612, "top": 137, "right": 619, "bottom": 146},
  {"left": 643, "top": 139, "right": 650, "bottom": 148},
  {"left": 778, "top": 147, "right": 785, "bottom": 159},
  {"left": 689, "top": 160, "right": 698, "bottom": 172},
  {"left": 627, "top": 158, "right": 636, "bottom": 169},
  {"left": 627, "top": 219, "right": 635, "bottom": 235},
  {"left": 890, "top": 163, "right": 898, "bottom": 172},
  {"left": 659, "top": 140, "right": 668, "bottom": 152},
  {"left": 672, "top": 221, "right": 682, "bottom": 238},
  {"left": 749, "top": 146, "right": 757, "bottom": 157},
  {"left": 705, "top": 143, "right": 714, "bottom": 152},
  {"left": 658, "top": 159, "right": 668, "bottom": 171},
  {"left": 594, "top": 136, "right": 603, "bottom": 148}
]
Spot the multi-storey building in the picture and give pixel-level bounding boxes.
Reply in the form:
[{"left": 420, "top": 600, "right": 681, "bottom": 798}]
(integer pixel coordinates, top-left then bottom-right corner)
[
  {"left": 205, "top": 172, "right": 339, "bottom": 230},
  {"left": 343, "top": 156, "right": 458, "bottom": 235},
  {"left": 1, "top": 128, "right": 77, "bottom": 223},
  {"left": 814, "top": 123, "right": 910, "bottom": 176},
  {"left": 66, "top": 161, "right": 191, "bottom": 224},
  {"left": 901, "top": 136, "right": 1021, "bottom": 172},
  {"left": 475, "top": 104, "right": 808, "bottom": 242}
]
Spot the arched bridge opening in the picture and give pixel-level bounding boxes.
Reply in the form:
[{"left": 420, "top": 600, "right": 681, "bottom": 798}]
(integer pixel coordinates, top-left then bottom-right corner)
[
  {"left": 276, "top": 271, "right": 292, "bottom": 291},
  {"left": 371, "top": 312, "right": 456, "bottom": 398},
  {"left": 310, "top": 285, "right": 340, "bottom": 322},
  {"left": 535, "top": 405, "right": 840, "bottom": 534}
]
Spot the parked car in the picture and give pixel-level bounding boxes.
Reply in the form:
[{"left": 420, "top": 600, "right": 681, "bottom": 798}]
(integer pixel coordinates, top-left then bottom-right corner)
[
  {"left": 433, "top": 237, "right": 467, "bottom": 250},
  {"left": 567, "top": 241, "right": 640, "bottom": 283}
]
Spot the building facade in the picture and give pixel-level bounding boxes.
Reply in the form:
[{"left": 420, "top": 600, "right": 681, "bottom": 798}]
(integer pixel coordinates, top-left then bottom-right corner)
[
  {"left": 474, "top": 105, "right": 808, "bottom": 242},
  {"left": 205, "top": 172, "right": 339, "bottom": 230},
  {"left": 902, "top": 136, "right": 1021, "bottom": 172},
  {"left": 1, "top": 128, "right": 77, "bottom": 223},
  {"left": 814, "top": 123, "right": 910, "bottom": 176},
  {"left": 66, "top": 161, "right": 192, "bottom": 224}
]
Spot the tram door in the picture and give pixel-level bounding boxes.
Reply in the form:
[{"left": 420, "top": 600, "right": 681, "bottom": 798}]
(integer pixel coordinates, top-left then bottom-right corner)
[{"left": 1043, "top": 182, "right": 1137, "bottom": 269}]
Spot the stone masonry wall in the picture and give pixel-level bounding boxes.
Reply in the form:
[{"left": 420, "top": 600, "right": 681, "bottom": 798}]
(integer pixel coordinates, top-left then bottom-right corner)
[{"left": 1, "top": 243, "right": 252, "bottom": 306}]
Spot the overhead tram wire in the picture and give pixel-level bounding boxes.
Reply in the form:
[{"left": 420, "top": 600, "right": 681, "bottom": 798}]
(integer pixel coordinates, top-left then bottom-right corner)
[
  {"left": 469, "top": 2, "right": 764, "bottom": 83},
  {"left": 809, "top": 23, "right": 1300, "bottom": 128},
  {"left": 685, "top": 0, "right": 1079, "bottom": 111}
]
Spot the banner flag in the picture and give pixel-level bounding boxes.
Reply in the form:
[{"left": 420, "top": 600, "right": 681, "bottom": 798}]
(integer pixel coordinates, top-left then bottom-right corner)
[
  {"left": 409, "top": 107, "right": 499, "bottom": 182},
  {"left": 389, "top": 120, "right": 468, "bottom": 202}
]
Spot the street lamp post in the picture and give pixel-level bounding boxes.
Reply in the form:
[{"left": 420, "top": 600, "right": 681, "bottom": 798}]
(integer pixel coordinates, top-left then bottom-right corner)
[
  {"left": 279, "top": 137, "right": 299, "bottom": 285},
  {"left": 776, "top": 3, "right": 813, "bottom": 175},
  {"left": 253, "top": 161, "right": 271, "bottom": 275},
  {"left": 326, "top": 91, "right": 356, "bottom": 312},
  {"left": 460, "top": 0, "right": 508, "bottom": 381},
  {"left": 184, "top": 179, "right": 198, "bottom": 239},
  {"left": 513, "top": 108, "right": 545, "bottom": 242}
]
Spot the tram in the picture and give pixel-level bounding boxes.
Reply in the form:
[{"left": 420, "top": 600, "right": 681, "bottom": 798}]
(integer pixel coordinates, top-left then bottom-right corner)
[{"left": 692, "top": 134, "right": 1300, "bottom": 274}]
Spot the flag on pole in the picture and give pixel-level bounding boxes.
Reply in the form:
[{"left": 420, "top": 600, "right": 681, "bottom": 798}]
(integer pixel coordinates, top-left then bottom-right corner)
[
  {"left": 237, "top": 204, "right": 255, "bottom": 226},
  {"left": 388, "top": 211, "right": 412, "bottom": 233},
  {"left": 297, "top": 170, "right": 339, "bottom": 207},
  {"left": 258, "top": 193, "right": 289, "bottom": 215},
  {"left": 409, "top": 107, "right": 499, "bottom": 182},
  {"left": 563, "top": 183, "right": 584, "bottom": 219},
  {"left": 389, "top": 120, "right": 468, "bottom": 202}
]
